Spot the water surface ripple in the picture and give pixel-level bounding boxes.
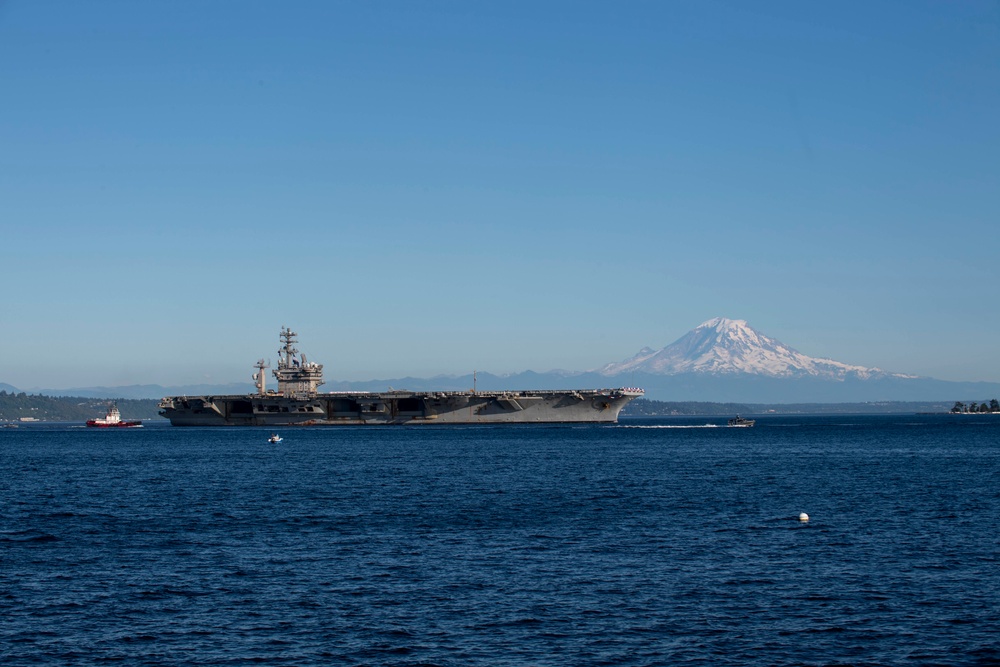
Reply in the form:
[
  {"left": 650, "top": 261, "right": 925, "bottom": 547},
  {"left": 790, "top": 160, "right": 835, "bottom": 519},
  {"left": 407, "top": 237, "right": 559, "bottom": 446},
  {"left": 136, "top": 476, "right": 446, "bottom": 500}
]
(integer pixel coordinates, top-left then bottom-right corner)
[{"left": 2, "top": 415, "right": 999, "bottom": 665}]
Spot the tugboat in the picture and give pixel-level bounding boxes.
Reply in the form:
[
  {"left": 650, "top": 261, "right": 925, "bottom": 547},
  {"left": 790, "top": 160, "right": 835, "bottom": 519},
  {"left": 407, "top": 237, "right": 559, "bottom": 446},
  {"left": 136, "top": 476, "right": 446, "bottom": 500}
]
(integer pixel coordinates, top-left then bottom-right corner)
[
  {"left": 86, "top": 403, "right": 143, "bottom": 428},
  {"left": 727, "top": 415, "right": 755, "bottom": 428}
]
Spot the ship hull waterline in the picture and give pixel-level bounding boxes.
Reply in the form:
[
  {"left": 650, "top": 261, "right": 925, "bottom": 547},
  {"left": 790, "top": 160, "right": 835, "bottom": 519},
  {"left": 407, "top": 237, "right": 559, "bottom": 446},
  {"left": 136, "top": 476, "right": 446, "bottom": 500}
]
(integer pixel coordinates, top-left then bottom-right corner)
[{"left": 158, "top": 389, "right": 642, "bottom": 426}]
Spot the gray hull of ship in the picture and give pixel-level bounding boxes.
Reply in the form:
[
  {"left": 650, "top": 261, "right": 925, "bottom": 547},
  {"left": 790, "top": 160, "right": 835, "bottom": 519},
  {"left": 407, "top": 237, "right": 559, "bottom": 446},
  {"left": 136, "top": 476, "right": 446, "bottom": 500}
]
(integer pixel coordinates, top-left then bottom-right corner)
[{"left": 158, "top": 389, "right": 640, "bottom": 426}]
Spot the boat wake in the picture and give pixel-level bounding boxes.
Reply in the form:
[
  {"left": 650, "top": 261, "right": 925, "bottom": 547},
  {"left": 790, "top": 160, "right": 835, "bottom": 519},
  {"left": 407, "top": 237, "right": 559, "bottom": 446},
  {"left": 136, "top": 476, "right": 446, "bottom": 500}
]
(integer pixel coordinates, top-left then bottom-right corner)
[{"left": 617, "top": 424, "right": 721, "bottom": 429}]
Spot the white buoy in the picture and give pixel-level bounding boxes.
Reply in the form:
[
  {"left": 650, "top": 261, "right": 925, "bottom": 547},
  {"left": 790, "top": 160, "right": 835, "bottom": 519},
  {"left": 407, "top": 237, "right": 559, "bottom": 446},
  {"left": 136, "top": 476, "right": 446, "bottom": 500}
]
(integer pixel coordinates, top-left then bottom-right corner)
[{"left": 798, "top": 512, "right": 809, "bottom": 522}]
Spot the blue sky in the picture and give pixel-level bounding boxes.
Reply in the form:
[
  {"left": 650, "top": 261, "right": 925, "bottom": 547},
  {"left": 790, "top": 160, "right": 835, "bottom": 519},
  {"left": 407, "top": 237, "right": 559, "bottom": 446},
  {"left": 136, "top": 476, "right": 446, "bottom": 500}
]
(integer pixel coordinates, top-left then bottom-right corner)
[{"left": 2, "top": 1, "right": 998, "bottom": 389}]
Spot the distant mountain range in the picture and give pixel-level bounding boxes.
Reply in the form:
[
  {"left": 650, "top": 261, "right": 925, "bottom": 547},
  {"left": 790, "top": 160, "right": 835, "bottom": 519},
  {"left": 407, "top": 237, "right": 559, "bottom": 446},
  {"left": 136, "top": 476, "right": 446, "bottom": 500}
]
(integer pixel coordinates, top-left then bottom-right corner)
[
  {"left": 6, "top": 318, "right": 1000, "bottom": 403},
  {"left": 2, "top": 383, "right": 254, "bottom": 400}
]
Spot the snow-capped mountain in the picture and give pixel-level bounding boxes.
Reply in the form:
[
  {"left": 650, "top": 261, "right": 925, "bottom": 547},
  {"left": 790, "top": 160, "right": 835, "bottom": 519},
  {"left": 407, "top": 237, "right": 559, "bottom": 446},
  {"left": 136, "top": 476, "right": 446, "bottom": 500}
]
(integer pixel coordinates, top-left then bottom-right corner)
[{"left": 598, "top": 317, "right": 915, "bottom": 381}]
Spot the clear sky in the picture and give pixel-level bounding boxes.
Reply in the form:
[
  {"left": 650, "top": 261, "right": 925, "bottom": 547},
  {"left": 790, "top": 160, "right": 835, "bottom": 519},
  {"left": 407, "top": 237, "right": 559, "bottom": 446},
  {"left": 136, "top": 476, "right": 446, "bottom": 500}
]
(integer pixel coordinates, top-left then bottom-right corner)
[{"left": 2, "top": 1, "right": 998, "bottom": 390}]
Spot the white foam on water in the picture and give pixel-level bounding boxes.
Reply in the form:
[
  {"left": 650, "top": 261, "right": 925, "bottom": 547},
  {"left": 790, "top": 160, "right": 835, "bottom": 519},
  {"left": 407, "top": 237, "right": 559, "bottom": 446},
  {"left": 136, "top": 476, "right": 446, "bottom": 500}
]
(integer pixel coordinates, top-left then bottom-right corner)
[{"left": 617, "top": 424, "right": 721, "bottom": 429}]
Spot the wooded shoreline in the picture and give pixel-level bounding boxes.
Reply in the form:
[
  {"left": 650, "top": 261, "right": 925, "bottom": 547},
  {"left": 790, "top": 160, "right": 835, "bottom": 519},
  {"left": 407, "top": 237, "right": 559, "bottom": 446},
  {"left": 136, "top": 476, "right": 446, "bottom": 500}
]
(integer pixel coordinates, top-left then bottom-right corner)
[{"left": 3, "top": 392, "right": 993, "bottom": 422}]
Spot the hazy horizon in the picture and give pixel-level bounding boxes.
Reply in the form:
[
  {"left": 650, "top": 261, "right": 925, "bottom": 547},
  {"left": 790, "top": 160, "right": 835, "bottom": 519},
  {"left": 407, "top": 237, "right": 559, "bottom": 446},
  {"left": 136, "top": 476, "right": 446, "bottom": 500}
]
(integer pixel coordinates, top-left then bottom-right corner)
[
  {"left": 3, "top": 2, "right": 997, "bottom": 388},
  {"left": 4, "top": 315, "right": 998, "bottom": 393}
]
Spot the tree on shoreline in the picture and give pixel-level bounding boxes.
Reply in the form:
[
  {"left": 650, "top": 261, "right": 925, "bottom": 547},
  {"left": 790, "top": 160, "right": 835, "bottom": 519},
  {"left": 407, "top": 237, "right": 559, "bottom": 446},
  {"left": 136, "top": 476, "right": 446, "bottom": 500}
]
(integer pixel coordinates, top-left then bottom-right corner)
[{"left": 950, "top": 399, "right": 999, "bottom": 413}]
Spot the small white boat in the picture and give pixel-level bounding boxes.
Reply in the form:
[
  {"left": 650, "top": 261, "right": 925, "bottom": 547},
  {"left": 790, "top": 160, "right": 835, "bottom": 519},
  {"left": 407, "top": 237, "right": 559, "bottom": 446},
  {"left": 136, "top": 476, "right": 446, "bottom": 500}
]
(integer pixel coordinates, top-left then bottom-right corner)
[{"left": 268, "top": 434, "right": 283, "bottom": 443}]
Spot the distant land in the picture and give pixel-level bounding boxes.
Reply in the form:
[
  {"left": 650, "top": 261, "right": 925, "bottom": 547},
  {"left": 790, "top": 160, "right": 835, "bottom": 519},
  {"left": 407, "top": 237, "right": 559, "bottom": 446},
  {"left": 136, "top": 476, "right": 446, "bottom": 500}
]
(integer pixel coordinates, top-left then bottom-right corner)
[
  {"left": 10, "top": 383, "right": 254, "bottom": 400},
  {"left": 6, "top": 318, "right": 1000, "bottom": 403},
  {"left": 0, "top": 392, "right": 980, "bottom": 422},
  {"left": 0, "top": 393, "right": 161, "bottom": 422},
  {"left": 622, "top": 399, "right": 963, "bottom": 417}
]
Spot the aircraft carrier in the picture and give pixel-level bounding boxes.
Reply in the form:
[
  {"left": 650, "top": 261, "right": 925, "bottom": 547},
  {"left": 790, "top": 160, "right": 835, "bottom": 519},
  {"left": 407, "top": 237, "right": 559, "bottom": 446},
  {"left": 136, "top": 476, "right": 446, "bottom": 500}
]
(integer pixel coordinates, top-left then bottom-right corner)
[{"left": 158, "top": 327, "right": 643, "bottom": 426}]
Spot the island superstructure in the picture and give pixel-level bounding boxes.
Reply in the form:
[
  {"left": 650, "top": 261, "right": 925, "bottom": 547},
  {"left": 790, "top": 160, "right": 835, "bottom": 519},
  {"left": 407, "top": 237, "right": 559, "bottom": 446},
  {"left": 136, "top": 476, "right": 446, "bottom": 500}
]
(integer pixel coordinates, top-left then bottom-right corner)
[{"left": 159, "top": 327, "right": 643, "bottom": 426}]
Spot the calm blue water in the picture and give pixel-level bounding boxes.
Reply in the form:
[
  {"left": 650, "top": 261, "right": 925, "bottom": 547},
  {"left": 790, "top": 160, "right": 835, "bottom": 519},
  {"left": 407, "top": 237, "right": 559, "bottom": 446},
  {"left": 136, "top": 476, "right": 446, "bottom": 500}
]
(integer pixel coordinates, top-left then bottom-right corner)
[{"left": 2, "top": 415, "right": 999, "bottom": 666}]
